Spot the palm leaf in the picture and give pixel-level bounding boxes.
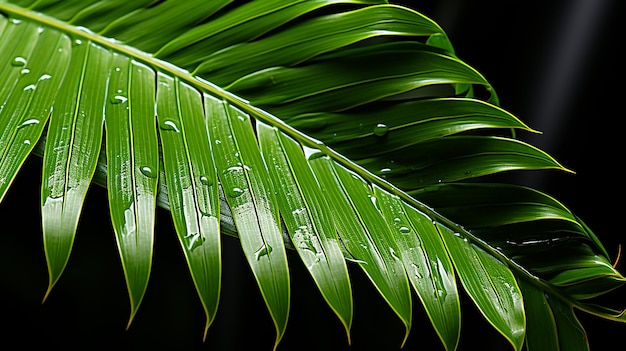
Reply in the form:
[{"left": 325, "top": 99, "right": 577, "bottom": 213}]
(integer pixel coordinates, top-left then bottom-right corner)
[{"left": 0, "top": 1, "right": 624, "bottom": 350}]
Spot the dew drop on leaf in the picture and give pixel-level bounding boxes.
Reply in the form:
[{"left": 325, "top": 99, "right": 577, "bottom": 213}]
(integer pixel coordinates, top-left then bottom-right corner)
[
  {"left": 140, "top": 166, "right": 157, "bottom": 178},
  {"left": 186, "top": 233, "right": 205, "bottom": 251},
  {"left": 369, "top": 195, "right": 377, "bottom": 208},
  {"left": 389, "top": 247, "right": 400, "bottom": 261},
  {"left": 303, "top": 145, "right": 324, "bottom": 160},
  {"left": 11, "top": 57, "right": 27, "bottom": 66},
  {"left": 345, "top": 257, "right": 368, "bottom": 265},
  {"left": 160, "top": 119, "right": 180, "bottom": 132},
  {"left": 373, "top": 123, "right": 388, "bottom": 136},
  {"left": 255, "top": 244, "right": 273, "bottom": 260},
  {"left": 110, "top": 95, "right": 128, "bottom": 104},
  {"left": 410, "top": 263, "right": 422, "bottom": 279},
  {"left": 199, "top": 175, "right": 212, "bottom": 186},
  {"left": 227, "top": 187, "right": 244, "bottom": 198},
  {"left": 399, "top": 226, "right": 411, "bottom": 234},
  {"left": 122, "top": 206, "right": 136, "bottom": 236},
  {"left": 292, "top": 207, "right": 306, "bottom": 216},
  {"left": 17, "top": 118, "right": 40, "bottom": 129}
]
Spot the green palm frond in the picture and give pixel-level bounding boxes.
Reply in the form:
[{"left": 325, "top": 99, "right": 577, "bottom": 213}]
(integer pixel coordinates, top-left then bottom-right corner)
[{"left": 0, "top": 1, "right": 623, "bottom": 350}]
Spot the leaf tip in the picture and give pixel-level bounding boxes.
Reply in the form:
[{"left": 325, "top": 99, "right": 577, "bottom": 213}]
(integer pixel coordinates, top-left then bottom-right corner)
[
  {"left": 399, "top": 326, "right": 411, "bottom": 349},
  {"left": 344, "top": 325, "right": 352, "bottom": 346},
  {"left": 613, "top": 244, "right": 622, "bottom": 268},
  {"left": 202, "top": 320, "right": 211, "bottom": 342},
  {"left": 42, "top": 275, "right": 61, "bottom": 303},
  {"left": 41, "top": 286, "right": 53, "bottom": 304},
  {"left": 126, "top": 306, "right": 139, "bottom": 331}
]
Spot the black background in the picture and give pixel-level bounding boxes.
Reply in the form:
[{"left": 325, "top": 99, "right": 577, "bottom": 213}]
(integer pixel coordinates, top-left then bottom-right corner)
[{"left": 1, "top": 1, "right": 624, "bottom": 350}]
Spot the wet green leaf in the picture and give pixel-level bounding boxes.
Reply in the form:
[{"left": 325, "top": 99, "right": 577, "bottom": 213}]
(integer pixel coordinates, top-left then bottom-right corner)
[
  {"left": 104, "top": 55, "right": 159, "bottom": 326},
  {"left": 156, "top": 74, "right": 221, "bottom": 338},
  {"left": 41, "top": 40, "right": 110, "bottom": 296},
  {"left": 439, "top": 224, "right": 526, "bottom": 351},
  {"left": 258, "top": 123, "right": 353, "bottom": 341},
  {"left": 207, "top": 96, "right": 289, "bottom": 350}
]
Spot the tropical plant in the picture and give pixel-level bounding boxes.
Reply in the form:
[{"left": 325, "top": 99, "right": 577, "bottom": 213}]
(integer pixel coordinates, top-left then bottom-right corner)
[{"left": 0, "top": 0, "right": 623, "bottom": 350}]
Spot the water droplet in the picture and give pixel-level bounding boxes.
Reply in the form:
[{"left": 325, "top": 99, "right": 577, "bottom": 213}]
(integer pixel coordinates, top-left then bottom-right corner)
[
  {"left": 23, "top": 84, "right": 36, "bottom": 91},
  {"left": 303, "top": 145, "right": 324, "bottom": 160},
  {"left": 255, "top": 244, "right": 273, "bottom": 260},
  {"left": 410, "top": 263, "right": 422, "bottom": 279},
  {"left": 17, "top": 118, "right": 40, "bottom": 129},
  {"left": 298, "top": 236, "right": 318, "bottom": 255},
  {"left": 140, "top": 166, "right": 157, "bottom": 178},
  {"left": 292, "top": 207, "right": 306, "bottom": 216},
  {"left": 222, "top": 165, "right": 247, "bottom": 198},
  {"left": 393, "top": 217, "right": 401, "bottom": 223},
  {"left": 39, "top": 74, "right": 52, "bottom": 81},
  {"left": 399, "top": 226, "right": 411, "bottom": 234},
  {"left": 389, "top": 247, "right": 400, "bottom": 261},
  {"left": 160, "top": 119, "right": 180, "bottom": 132},
  {"left": 214, "top": 139, "right": 221, "bottom": 145},
  {"left": 373, "top": 123, "right": 388, "bottom": 136},
  {"left": 186, "top": 233, "right": 205, "bottom": 251},
  {"left": 12, "top": 57, "right": 27, "bottom": 66},
  {"left": 304, "top": 241, "right": 318, "bottom": 255},
  {"left": 110, "top": 95, "right": 128, "bottom": 104},
  {"left": 228, "top": 187, "right": 244, "bottom": 198},
  {"left": 380, "top": 167, "right": 392, "bottom": 174},
  {"left": 20, "top": 68, "right": 30, "bottom": 75},
  {"left": 10, "top": 18, "right": 22, "bottom": 25},
  {"left": 369, "top": 195, "right": 377, "bottom": 208},
  {"left": 345, "top": 257, "right": 368, "bottom": 265},
  {"left": 224, "top": 165, "right": 244, "bottom": 173},
  {"left": 199, "top": 175, "right": 212, "bottom": 186},
  {"left": 123, "top": 206, "right": 137, "bottom": 236},
  {"left": 73, "top": 39, "right": 83, "bottom": 46},
  {"left": 23, "top": 139, "right": 31, "bottom": 145},
  {"left": 43, "top": 194, "right": 64, "bottom": 208}
]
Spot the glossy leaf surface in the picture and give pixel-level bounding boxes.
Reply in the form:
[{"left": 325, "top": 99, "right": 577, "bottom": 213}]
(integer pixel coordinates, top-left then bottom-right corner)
[
  {"left": 207, "top": 96, "right": 290, "bottom": 350},
  {"left": 104, "top": 55, "right": 159, "bottom": 325},
  {"left": 156, "top": 74, "right": 221, "bottom": 337},
  {"left": 439, "top": 224, "right": 526, "bottom": 350},
  {"left": 41, "top": 40, "right": 110, "bottom": 295},
  {"left": 258, "top": 123, "right": 353, "bottom": 341}
]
